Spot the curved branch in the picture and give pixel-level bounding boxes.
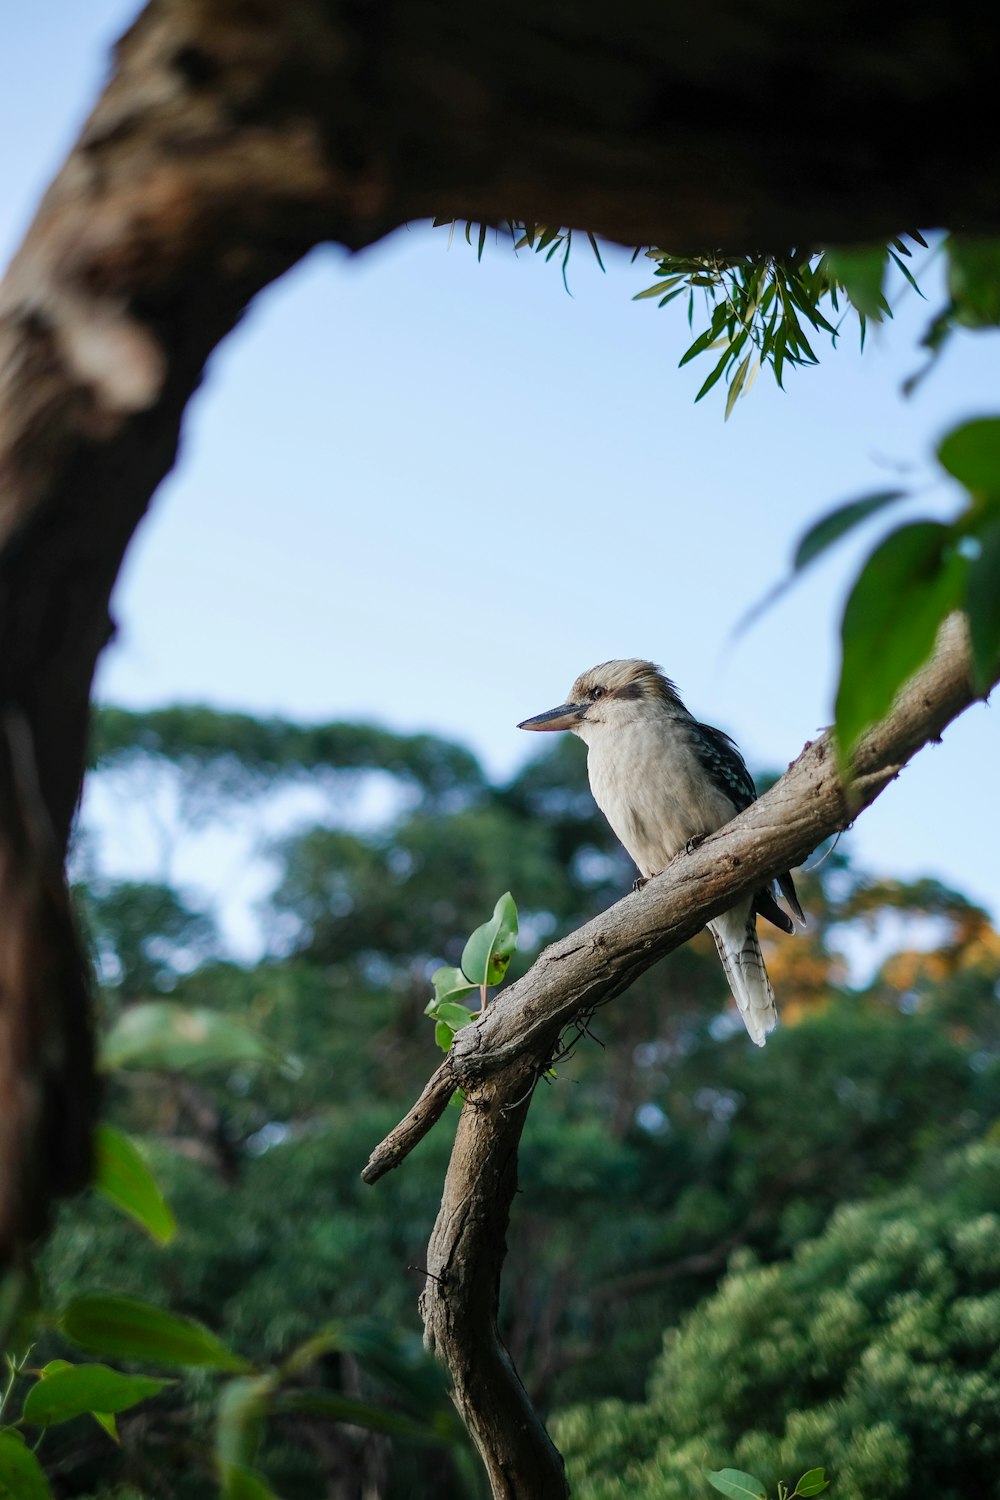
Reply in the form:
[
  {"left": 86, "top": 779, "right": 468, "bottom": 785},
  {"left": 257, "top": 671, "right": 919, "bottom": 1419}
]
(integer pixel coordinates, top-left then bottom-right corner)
[{"left": 368, "top": 615, "right": 993, "bottom": 1498}]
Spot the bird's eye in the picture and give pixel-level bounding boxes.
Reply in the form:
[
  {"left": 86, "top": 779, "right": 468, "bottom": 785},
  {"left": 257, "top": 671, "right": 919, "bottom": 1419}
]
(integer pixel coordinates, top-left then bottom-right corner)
[{"left": 589, "top": 686, "right": 604, "bottom": 701}]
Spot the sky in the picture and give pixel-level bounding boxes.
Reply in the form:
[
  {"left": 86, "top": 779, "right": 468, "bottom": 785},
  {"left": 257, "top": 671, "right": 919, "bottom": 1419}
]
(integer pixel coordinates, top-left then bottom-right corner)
[{"left": 2, "top": 3, "right": 998, "bottom": 957}]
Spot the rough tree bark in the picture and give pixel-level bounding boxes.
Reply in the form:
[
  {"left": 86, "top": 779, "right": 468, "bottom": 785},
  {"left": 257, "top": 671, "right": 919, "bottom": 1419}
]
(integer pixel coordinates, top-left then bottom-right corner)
[
  {"left": 364, "top": 616, "right": 995, "bottom": 1497},
  {"left": 0, "top": 0, "right": 996, "bottom": 1450}
]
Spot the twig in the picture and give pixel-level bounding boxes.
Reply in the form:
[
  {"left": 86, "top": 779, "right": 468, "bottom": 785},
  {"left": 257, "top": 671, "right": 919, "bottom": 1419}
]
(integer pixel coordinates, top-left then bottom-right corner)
[{"left": 360, "top": 1061, "right": 455, "bottom": 1184}]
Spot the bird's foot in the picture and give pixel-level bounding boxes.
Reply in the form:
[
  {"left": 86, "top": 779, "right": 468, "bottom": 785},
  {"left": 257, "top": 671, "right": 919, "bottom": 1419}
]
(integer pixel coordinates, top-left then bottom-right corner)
[
  {"left": 685, "top": 834, "right": 707, "bottom": 855},
  {"left": 632, "top": 875, "right": 649, "bottom": 892}
]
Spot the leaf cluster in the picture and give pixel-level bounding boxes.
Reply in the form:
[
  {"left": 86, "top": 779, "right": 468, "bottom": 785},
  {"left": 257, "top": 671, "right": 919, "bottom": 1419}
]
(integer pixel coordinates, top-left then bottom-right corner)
[
  {"left": 756, "top": 417, "right": 1000, "bottom": 754},
  {"left": 425, "top": 893, "right": 519, "bottom": 1054},
  {"left": 708, "top": 1466, "right": 828, "bottom": 1500}
]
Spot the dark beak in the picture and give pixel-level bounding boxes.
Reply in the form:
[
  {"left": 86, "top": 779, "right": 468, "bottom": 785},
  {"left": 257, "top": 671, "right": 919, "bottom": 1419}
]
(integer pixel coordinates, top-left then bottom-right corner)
[{"left": 517, "top": 702, "right": 587, "bottom": 732}]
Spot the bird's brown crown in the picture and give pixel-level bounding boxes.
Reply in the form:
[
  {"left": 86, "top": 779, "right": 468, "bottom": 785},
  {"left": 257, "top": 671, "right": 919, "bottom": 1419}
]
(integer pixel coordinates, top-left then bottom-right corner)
[{"left": 569, "top": 659, "right": 683, "bottom": 708}]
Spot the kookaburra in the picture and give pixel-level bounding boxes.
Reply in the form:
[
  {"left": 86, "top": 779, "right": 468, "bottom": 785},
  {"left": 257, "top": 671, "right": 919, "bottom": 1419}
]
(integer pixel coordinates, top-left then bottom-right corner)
[{"left": 518, "top": 659, "right": 803, "bottom": 1045}]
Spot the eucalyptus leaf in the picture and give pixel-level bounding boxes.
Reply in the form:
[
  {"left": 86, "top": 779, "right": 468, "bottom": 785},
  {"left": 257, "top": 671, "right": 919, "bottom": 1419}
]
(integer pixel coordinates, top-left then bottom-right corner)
[
  {"left": 794, "top": 490, "right": 908, "bottom": 570},
  {"left": 795, "top": 1469, "right": 830, "bottom": 1497},
  {"left": 724, "top": 353, "right": 751, "bottom": 420},
  {"left": 22, "top": 1363, "right": 170, "bottom": 1427},
  {"left": 835, "top": 521, "right": 967, "bottom": 754},
  {"left": 823, "top": 245, "right": 889, "bottom": 320},
  {"left": 734, "top": 487, "right": 908, "bottom": 638},
  {"left": 937, "top": 417, "right": 1000, "bottom": 497},
  {"left": 706, "top": 1468, "right": 766, "bottom": 1500},
  {"left": 94, "top": 1125, "right": 176, "bottom": 1245},
  {"left": 460, "top": 892, "right": 518, "bottom": 988},
  {"left": 62, "top": 1294, "right": 249, "bottom": 1371}
]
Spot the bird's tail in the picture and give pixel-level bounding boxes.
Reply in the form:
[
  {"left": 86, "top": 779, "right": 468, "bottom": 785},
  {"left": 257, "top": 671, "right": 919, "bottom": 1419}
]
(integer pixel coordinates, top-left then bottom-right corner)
[{"left": 709, "top": 906, "right": 777, "bottom": 1047}]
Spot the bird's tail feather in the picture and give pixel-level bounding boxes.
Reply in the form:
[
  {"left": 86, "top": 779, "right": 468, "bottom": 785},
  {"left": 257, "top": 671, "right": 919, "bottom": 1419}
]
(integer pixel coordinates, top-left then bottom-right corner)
[{"left": 709, "top": 910, "right": 777, "bottom": 1047}]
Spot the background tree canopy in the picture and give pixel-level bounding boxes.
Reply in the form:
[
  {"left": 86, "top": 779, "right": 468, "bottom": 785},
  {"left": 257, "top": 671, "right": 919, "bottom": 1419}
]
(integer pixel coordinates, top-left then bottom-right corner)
[{"left": 2, "top": 705, "right": 993, "bottom": 1497}]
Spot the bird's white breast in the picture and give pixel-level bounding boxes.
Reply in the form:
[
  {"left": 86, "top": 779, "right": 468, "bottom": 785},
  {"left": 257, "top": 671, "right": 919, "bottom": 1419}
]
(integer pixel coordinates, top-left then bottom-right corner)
[{"left": 583, "top": 716, "right": 737, "bottom": 878}]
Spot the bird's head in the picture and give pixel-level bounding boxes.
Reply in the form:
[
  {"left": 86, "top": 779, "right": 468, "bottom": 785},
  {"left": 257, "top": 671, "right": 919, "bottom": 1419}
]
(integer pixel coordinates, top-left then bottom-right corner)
[{"left": 517, "top": 659, "right": 682, "bottom": 743}]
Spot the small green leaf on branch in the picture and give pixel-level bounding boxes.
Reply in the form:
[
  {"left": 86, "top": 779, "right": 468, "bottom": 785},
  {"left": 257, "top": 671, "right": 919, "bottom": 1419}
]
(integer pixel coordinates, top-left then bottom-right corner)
[{"left": 707, "top": 1468, "right": 767, "bottom": 1500}]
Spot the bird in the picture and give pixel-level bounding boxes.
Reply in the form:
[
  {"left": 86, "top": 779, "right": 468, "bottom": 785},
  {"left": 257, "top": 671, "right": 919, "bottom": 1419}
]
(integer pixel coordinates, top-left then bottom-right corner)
[{"left": 517, "top": 659, "right": 803, "bottom": 1045}]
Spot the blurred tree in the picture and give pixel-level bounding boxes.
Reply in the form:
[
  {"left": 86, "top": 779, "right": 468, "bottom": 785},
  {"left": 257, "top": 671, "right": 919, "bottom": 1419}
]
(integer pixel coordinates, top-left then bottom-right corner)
[
  {"left": 77, "top": 879, "right": 218, "bottom": 1002},
  {"left": 35, "top": 708, "right": 1000, "bottom": 1496},
  {"left": 554, "top": 1139, "right": 1000, "bottom": 1500}
]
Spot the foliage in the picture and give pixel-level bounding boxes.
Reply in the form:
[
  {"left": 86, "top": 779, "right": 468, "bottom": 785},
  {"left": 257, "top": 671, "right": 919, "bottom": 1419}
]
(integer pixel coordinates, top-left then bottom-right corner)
[
  {"left": 3, "top": 1023, "right": 477, "bottom": 1500},
  {"left": 435, "top": 222, "right": 1000, "bottom": 759},
  {"left": 707, "top": 1466, "right": 828, "bottom": 1500},
  {"left": 77, "top": 880, "right": 218, "bottom": 1001},
  {"left": 754, "top": 414, "right": 1000, "bottom": 753},
  {"left": 16, "top": 709, "right": 999, "bottom": 1495},
  {"left": 426, "top": 892, "right": 519, "bottom": 1053},
  {"left": 556, "top": 1140, "right": 1000, "bottom": 1500}
]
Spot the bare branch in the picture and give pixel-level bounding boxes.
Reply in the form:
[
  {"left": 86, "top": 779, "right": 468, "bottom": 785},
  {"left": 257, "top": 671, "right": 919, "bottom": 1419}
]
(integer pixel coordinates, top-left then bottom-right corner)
[
  {"left": 372, "top": 614, "right": 992, "bottom": 1498},
  {"left": 361, "top": 1062, "right": 455, "bottom": 1184}
]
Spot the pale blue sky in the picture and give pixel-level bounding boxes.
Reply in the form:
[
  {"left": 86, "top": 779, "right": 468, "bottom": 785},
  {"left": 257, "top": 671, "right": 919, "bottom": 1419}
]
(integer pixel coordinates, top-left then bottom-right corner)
[{"left": 3, "top": 3, "right": 998, "bottom": 950}]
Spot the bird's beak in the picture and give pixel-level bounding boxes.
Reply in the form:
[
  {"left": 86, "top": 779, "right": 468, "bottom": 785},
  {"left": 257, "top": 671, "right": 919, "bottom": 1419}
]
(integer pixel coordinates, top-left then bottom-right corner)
[{"left": 517, "top": 702, "right": 587, "bottom": 732}]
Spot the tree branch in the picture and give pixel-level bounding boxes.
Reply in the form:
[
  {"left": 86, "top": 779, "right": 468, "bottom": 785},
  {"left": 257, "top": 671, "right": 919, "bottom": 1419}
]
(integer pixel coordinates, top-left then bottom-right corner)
[{"left": 364, "top": 614, "right": 993, "bottom": 1498}]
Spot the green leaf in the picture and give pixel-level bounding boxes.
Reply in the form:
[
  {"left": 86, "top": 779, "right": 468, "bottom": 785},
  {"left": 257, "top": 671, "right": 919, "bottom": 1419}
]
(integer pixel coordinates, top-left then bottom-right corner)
[
  {"left": 0, "top": 1432, "right": 52, "bottom": 1500},
  {"left": 965, "top": 515, "right": 1000, "bottom": 690},
  {"left": 937, "top": 417, "right": 1000, "bottom": 498},
  {"left": 435, "top": 1021, "right": 455, "bottom": 1053},
  {"left": 22, "top": 1363, "right": 170, "bottom": 1427},
  {"left": 694, "top": 343, "right": 736, "bottom": 403},
  {"left": 426, "top": 967, "right": 479, "bottom": 1011},
  {"left": 707, "top": 1469, "right": 767, "bottom": 1500},
  {"left": 947, "top": 236, "right": 1000, "bottom": 326},
  {"left": 823, "top": 245, "right": 888, "bottom": 320},
  {"left": 460, "top": 893, "right": 518, "bottom": 988},
  {"left": 92, "top": 1410, "right": 118, "bottom": 1442},
  {"left": 431, "top": 1002, "right": 476, "bottom": 1031},
  {"left": 93, "top": 1125, "right": 176, "bottom": 1245},
  {"left": 795, "top": 1469, "right": 830, "bottom": 1497},
  {"left": 734, "top": 488, "right": 909, "bottom": 637},
  {"left": 62, "top": 1294, "right": 249, "bottom": 1371},
  {"left": 794, "top": 490, "right": 908, "bottom": 570},
  {"left": 101, "top": 1002, "right": 285, "bottom": 1073},
  {"left": 835, "top": 521, "right": 967, "bottom": 754},
  {"left": 724, "top": 353, "right": 752, "bottom": 420}
]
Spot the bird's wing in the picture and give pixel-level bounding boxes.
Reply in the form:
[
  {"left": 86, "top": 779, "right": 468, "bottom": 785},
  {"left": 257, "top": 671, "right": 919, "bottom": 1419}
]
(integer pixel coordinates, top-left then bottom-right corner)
[
  {"left": 697, "top": 722, "right": 806, "bottom": 929},
  {"left": 691, "top": 722, "right": 758, "bottom": 811},
  {"left": 754, "top": 885, "right": 794, "bottom": 934},
  {"left": 777, "top": 870, "right": 806, "bottom": 924}
]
